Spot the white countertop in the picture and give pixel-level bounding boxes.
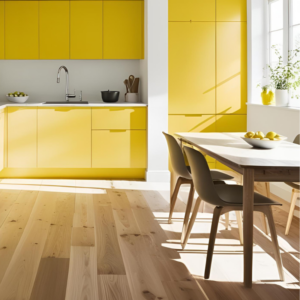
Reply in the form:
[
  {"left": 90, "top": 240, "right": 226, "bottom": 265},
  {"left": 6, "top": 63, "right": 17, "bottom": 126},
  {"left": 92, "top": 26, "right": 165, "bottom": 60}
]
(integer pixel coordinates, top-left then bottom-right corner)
[{"left": 0, "top": 101, "right": 147, "bottom": 109}]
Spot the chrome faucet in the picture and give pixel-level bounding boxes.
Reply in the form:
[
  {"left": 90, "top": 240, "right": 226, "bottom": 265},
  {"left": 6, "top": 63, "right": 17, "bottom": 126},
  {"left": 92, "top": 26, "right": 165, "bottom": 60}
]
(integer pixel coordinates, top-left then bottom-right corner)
[{"left": 57, "top": 66, "right": 76, "bottom": 101}]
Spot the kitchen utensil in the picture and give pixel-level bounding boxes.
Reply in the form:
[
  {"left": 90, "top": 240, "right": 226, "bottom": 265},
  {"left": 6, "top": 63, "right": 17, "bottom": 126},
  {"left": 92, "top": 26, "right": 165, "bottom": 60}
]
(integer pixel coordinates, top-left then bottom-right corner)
[
  {"left": 101, "top": 90, "right": 120, "bottom": 103},
  {"left": 131, "top": 78, "right": 140, "bottom": 93},
  {"left": 124, "top": 80, "right": 129, "bottom": 93},
  {"left": 128, "top": 75, "right": 135, "bottom": 92},
  {"left": 125, "top": 93, "right": 139, "bottom": 103},
  {"left": 6, "top": 95, "right": 29, "bottom": 103},
  {"left": 241, "top": 136, "right": 287, "bottom": 149}
]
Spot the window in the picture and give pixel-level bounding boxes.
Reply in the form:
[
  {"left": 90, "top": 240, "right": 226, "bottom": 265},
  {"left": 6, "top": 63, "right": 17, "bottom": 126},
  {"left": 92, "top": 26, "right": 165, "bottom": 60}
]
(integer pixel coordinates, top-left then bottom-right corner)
[{"left": 268, "top": 0, "right": 300, "bottom": 105}]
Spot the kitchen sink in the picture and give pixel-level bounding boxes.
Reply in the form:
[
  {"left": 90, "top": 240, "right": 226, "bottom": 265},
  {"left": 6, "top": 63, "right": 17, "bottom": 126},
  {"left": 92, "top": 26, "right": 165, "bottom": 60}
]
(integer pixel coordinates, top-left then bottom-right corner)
[{"left": 43, "top": 101, "right": 89, "bottom": 104}]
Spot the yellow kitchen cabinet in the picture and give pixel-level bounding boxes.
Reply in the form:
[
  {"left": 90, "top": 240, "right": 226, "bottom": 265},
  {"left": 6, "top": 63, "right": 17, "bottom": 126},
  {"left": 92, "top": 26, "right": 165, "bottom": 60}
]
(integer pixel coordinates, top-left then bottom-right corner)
[
  {"left": 5, "top": 1, "right": 39, "bottom": 59},
  {"left": 169, "top": 0, "right": 215, "bottom": 21},
  {"left": 216, "top": 22, "right": 247, "bottom": 115},
  {"left": 0, "top": 109, "right": 4, "bottom": 171},
  {"left": 92, "top": 107, "right": 147, "bottom": 130},
  {"left": 70, "top": 1, "right": 103, "bottom": 59},
  {"left": 92, "top": 130, "right": 147, "bottom": 168},
  {"left": 38, "top": 108, "right": 91, "bottom": 168},
  {"left": 103, "top": 1, "right": 144, "bottom": 59},
  {"left": 8, "top": 108, "right": 37, "bottom": 168},
  {"left": 40, "top": 1, "right": 69, "bottom": 59},
  {"left": 169, "top": 22, "right": 216, "bottom": 114},
  {"left": 217, "top": 0, "right": 247, "bottom": 22},
  {"left": 0, "top": 1, "right": 4, "bottom": 59},
  {"left": 216, "top": 115, "right": 247, "bottom": 132}
]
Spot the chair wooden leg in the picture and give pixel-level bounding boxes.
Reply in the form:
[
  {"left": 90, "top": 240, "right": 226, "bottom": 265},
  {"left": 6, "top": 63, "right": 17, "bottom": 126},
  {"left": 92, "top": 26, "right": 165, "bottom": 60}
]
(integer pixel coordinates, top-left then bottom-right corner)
[
  {"left": 181, "top": 183, "right": 195, "bottom": 244},
  {"left": 235, "top": 211, "right": 243, "bottom": 245},
  {"left": 262, "top": 206, "right": 285, "bottom": 281},
  {"left": 169, "top": 177, "right": 182, "bottom": 224},
  {"left": 261, "top": 212, "right": 269, "bottom": 235},
  {"left": 182, "top": 197, "right": 202, "bottom": 249},
  {"left": 285, "top": 189, "right": 298, "bottom": 235},
  {"left": 204, "top": 207, "right": 222, "bottom": 279},
  {"left": 224, "top": 213, "right": 229, "bottom": 230}
]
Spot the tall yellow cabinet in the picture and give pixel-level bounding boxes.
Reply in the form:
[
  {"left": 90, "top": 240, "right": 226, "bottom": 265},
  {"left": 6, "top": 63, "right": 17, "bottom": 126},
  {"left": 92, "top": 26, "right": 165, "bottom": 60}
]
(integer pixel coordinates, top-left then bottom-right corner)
[
  {"left": 0, "top": 1, "right": 4, "bottom": 59},
  {"left": 169, "top": 0, "right": 247, "bottom": 169}
]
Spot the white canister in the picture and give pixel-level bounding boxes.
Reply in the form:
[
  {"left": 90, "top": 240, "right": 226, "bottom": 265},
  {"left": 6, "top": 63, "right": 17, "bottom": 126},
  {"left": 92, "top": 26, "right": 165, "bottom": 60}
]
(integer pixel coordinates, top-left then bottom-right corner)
[
  {"left": 275, "top": 89, "right": 289, "bottom": 107},
  {"left": 125, "top": 93, "right": 139, "bottom": 103}
]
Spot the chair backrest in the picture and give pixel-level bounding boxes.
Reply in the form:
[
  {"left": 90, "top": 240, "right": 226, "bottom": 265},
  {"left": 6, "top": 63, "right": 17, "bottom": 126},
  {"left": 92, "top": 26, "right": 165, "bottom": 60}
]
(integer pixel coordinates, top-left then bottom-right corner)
[
  {"left": 184, "top": 146, "right": 221, "bottom": 205},
  {"left": 162, "top": 132, "right": 191, "bottom": 179},
  {"left": 294, "top": 134, "right": 300, "bottom": 145}
]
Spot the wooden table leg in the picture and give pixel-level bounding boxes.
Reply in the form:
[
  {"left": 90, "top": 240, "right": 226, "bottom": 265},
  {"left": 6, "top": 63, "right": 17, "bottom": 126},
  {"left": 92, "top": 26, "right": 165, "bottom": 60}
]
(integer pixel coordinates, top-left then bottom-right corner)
[{"left": 243, "top": 168, "right": 254, "bottom": 288}]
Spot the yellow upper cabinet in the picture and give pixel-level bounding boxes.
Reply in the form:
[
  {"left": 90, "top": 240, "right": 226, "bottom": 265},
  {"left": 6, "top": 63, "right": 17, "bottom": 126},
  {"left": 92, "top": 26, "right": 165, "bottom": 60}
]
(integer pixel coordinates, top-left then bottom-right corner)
[
  {"left": 103, "top": 1, "right": 144, "bottom": 59},
  {"left": 216, "top": 0, "right": 247, "bottom": 22},
  {"left": 70, "top": 1, "right": 103, "bottom": 59},
  {"left": 40, "top": 1, "right": 70, "bottom": 60},
  {"left": 216, "top": 22, "right": 247, "bottom": 115},
  {"left": 92, "top": 107, "right": 147, "bottom": 130},
  {"left": 169, "top": 22, "right": 216, "bottom": 114},
  {"left": 0, "top": 1, "right": 4, "bottom": 59},
  {"left": 38, "top": 108, "right": 92, "bottom": 168},
  {"left": 7, "top": 108, "right": 37, "bottom": 168},
  {"left": 169, "top": 0, "right": 215, "bottom": 21},
  {"left": 5, "top": 1, "right": 39, "bottom": 59}
]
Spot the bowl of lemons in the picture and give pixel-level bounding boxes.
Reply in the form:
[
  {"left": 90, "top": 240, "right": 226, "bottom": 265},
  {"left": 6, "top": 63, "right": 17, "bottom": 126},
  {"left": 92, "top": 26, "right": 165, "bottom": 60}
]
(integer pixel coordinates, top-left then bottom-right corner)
[
  {"left": 242, "top": 131, "right": 287, "bottom": 149},
  {"left": 6, "top": 91, "right": 29, "bottom": 103}
]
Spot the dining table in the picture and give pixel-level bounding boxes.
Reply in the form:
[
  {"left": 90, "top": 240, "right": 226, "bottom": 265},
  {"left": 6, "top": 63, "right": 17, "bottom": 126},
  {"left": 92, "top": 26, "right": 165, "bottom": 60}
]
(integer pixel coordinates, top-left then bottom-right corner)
[{"left": 175, "top": 132, "right": 300, "bottom": 288}]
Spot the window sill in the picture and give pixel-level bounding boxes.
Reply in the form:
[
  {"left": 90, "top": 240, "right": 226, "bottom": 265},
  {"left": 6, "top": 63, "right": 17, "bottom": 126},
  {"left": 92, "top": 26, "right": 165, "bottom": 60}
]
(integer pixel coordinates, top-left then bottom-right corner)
[{"left": 247, "top": 103, "right": 300, "bottom": 112}]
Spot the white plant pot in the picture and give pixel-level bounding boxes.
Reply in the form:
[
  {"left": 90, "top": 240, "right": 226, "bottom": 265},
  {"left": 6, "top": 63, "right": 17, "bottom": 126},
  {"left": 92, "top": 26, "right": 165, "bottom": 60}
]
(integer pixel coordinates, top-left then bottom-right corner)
[{"left": 275, "top": 89, "right": 288, "bottom": 107}]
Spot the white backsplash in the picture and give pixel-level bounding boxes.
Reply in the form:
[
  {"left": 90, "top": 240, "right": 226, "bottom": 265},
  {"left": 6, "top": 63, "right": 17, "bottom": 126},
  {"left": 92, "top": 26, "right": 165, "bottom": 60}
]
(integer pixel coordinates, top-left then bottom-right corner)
[{"left": 0, "top": 60, "right": 141, "bottom": 103}]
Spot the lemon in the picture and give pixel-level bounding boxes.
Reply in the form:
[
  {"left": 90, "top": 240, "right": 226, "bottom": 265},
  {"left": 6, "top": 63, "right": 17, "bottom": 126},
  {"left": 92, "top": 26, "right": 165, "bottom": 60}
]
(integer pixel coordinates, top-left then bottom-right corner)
[
  {"left": 254, "top": 131, "right": 264, "bottom": 139},
  {"left": 245, "top": 131, "right": 255, "bottom": 138},
  {"left": 266, "top": 131, "right": 277, "bottom": 140}
]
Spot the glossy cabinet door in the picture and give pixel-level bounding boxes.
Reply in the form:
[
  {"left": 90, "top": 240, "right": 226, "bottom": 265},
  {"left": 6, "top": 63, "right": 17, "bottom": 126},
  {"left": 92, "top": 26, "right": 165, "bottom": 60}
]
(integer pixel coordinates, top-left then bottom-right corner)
[
  {"left": 216, "top": 0, "right": 247, "bottom": 22},
  {"left": 216, "top": 22, "right": 247, "bottom": 114},
  {"left": 0, "top": 109, "right": 4, "bottom": 171},
  {"left": 92, "top": 107, "right": 147, "bottom": 130},
  {"left": 216, "top": 115, "right": 247, "bottom": 132},
  {"left": 5, "top": 1, "right": 39, "bottom": 59},
  {"left": 40, "top": 1, "right": 69, "bottom": 59},
  {"left": 169, "top": 22, "right": 216, "bottom": 114},
  {"left": 0, "top": 1, "right": 4, "bottom": 59},
  {"left": 103, "top": 1, "right": 144, "bottom": 59},
  {"left": 169, "top": 0, "right": 215, "bottom": 21},
  {"left": 38, "top": 108, "right": 92, "bottom": 168},
  {"left": 8, "top": 108, "right": 37, "bottom": 168},
  {"left": 92, "top": 130, "right": 147, "bottom": 168},
  {"left": 70, "top": 1, "right": 103, "bottom": 59}
]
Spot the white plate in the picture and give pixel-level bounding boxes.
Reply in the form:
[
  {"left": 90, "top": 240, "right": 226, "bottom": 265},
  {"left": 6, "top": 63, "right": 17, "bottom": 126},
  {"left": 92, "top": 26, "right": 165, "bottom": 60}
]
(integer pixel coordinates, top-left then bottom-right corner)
[
  {"left": 6, "top": 95, "right": 29, "bottom": 103},
  {"left": 241, "top": 136, "right": 287, "bottom": 149}
]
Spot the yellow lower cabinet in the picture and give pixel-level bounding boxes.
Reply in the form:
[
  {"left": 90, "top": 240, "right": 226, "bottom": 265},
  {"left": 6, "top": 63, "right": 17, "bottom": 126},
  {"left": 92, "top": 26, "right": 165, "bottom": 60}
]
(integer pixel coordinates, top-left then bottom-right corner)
[
  {"left": 8, "top": 107, "right": 37, "bottom": 168},
  {"left": 216, "top": 115, "right": 247, "bottom": 132},
  {"left": 92, "top": 107, "right": 147, "bottom": 130},
  {"left": 92, "top": 130, "right": 147, "bottom": 168},
  {"left": 0, "top": 109, "right": 5, "bottom": 171},
  {"left": 38, "top": 108, "right": 91, "bottom": 168}
]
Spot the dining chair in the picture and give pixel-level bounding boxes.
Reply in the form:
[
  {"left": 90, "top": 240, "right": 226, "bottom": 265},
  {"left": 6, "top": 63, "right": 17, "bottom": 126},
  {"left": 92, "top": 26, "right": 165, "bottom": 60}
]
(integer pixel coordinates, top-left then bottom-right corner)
[
  {"left": 285, "top": 134, "right": 300, "bottom": 235},
  {"left": 163, "top": 132, "right": 242, "bottom": 244},
  {"left": 184, "top": 146, "right": 284, "bottom": 280}
]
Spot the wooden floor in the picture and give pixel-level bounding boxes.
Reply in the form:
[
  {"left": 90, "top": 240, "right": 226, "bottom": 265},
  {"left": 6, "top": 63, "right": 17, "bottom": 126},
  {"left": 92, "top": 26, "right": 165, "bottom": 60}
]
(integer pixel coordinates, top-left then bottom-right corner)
[{"left": 0, "top": 178, "right": 299, "bottom": 300}]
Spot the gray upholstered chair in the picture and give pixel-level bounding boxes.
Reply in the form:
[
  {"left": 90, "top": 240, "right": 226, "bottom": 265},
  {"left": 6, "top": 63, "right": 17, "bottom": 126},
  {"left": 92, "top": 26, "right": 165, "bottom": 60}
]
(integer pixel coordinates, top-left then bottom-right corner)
[
  {"left": 184, "top": 146, "right": 284, "bottom": 280},
  {"left": 163, "top": 132, "right": 242, "bottom": 244}
]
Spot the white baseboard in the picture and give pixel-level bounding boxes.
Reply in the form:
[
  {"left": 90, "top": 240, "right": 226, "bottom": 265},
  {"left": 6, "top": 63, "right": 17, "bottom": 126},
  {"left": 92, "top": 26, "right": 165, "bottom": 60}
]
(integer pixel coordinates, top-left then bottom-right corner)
[{"left": 145, "top": 170, "right": 170, "bottom": 182}]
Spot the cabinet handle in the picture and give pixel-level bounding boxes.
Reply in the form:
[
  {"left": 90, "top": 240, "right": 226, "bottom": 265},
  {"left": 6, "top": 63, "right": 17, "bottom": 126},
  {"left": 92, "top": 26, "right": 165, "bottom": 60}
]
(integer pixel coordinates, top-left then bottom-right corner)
[{"left": 109, "top": 130, "right": 127, "bottom": 132}]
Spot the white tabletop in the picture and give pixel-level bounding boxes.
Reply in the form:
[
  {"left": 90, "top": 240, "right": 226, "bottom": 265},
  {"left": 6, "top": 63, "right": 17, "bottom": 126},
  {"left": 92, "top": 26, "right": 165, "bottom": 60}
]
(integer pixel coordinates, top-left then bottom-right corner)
[{"left": 176, "top": 132, "right": 300, "bottom": 168}]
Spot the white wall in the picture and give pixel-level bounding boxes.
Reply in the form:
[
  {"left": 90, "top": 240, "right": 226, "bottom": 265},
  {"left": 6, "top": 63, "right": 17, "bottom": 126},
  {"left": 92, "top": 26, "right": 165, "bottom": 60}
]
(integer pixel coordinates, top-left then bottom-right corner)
[
  {"left": 0, "top": 60, "right": 140, "bottom": 103},
  {"left": 141, "top": 0, "right": 169, "bottom": 182}
]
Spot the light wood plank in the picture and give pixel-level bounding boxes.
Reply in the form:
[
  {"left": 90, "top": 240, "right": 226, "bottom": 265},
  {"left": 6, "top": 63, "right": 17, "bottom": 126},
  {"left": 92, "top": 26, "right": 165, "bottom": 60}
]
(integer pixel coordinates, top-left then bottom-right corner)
[
  {"left": 42, "top": 192, "right": 75, "bottom": 258},
  {"left": 0, "top": 190, "right": 38, "bottom": 283},
  {"left": 72, "top": 227, "right": 95, "bottom": 247},
  {"left": 93, "top": 193, "right": 126, "bottom": 275},
  {"left": 0, "top": 189, "right": 20, "bottom": 227},
  {"left": 73, "top": 193, "right": 95, "bottom": 228},
  {"left": 0, "top": 191, "right": 56, "bottom": 300},
  {"left": 65, "top": 246, "right": 99, "bottom": 300},
  {"left": 29, "top": 258, "right": 69, "bottom": 300},
  {"left": 98, "top": 275, "right": 132, "bottom": 300}
]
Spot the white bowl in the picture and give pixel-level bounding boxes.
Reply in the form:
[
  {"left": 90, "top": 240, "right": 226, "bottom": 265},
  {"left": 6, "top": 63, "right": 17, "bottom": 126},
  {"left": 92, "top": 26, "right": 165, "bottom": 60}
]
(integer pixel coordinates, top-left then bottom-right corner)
[
  {"left": 6, "top": 95, "right": 29, "bottom": 103},
  {"left": 241, "top": 136, "right": 287, "bottom": 149}
]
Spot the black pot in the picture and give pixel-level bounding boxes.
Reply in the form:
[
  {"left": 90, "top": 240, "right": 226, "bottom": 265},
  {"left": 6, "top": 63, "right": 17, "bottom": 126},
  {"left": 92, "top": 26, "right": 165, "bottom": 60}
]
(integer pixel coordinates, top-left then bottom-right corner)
[{"left": 101, "top": 90, "right": 120, "bottom": 103}]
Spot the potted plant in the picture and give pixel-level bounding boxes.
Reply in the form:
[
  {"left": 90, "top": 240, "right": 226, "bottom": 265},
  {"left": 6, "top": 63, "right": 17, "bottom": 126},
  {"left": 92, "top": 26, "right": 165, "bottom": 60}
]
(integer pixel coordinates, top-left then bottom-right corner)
[{"left": 267, "top": 46, "right": 300, "bottom": 106}]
